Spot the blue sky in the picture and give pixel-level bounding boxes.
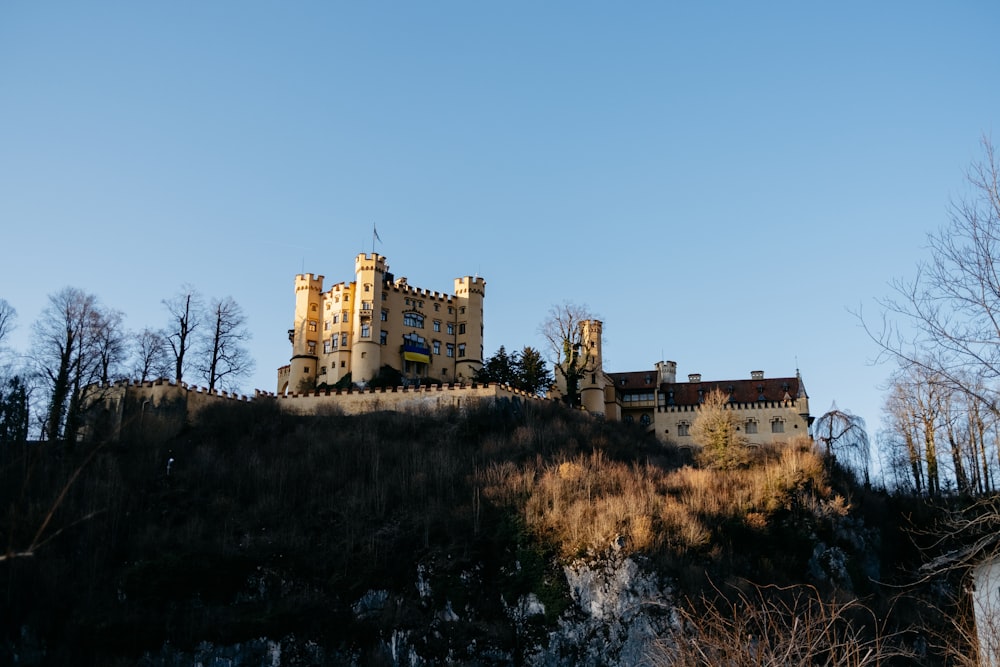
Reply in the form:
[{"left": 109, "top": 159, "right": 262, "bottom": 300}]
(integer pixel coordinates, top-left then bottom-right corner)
[{"left": 1, "top": 2, "right": 998, "bottom": 450}]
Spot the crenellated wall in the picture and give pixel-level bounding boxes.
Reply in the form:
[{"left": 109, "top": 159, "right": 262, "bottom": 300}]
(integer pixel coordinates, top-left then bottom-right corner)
[{"left": 83, "top": 379, "right": 542, "bottom": 443}]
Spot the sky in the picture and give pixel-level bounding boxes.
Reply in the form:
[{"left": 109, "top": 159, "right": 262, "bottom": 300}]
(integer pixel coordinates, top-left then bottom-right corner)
[{"left": 1, "top": 2, "right": 998, "bottom": 452}]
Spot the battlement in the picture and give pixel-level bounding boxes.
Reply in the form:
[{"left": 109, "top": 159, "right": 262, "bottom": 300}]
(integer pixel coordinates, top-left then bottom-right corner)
[{"left": 454, "top": 275, "right": 486, "bottom": 297}]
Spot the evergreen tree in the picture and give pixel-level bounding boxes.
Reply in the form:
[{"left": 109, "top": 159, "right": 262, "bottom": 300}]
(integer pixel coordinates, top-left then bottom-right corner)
[
  {"left": 0, "top": 376, "right": 29, "bottom": 443},
  {"left": 516, "top": 346, "right": 552, "bottom": 395},
  {"left": 475, "top": 346, "right": 520, "bottom": 387}
]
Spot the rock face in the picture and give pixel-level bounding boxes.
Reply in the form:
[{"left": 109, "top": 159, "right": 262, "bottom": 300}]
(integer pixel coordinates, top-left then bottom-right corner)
[
  {"left": 527, "top": 547, "right": 675, "bottom": 667},
  {"left": 136, "top": 545, "right": 676, "bottom": 667}
]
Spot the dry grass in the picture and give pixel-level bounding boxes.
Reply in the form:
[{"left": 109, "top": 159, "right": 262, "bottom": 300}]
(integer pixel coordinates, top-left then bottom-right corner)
[{"left": 481, "top": 435, "right": 835, "bottom": 560}]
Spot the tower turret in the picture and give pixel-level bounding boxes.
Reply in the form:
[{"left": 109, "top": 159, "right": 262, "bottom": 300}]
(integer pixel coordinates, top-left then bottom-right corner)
[
  {"left": 351, "top": 253, "right": 388, "bottom": 385},
  {"left": 453, "top": 275, "right": 486, "bottom": 382},
  {"left": 285, "top": 273, "right": 324, "bottom": 392},
  {"left": 579, "top": 319, "right": 607, "bottom": 415}
]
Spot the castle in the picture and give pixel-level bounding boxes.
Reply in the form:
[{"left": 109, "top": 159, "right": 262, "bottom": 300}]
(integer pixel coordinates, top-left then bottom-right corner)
[
  {"left": 277, "top": 253, "right": 486, "bottom": 393},
  {"left": 85, "top": 254, "right": 809, "bottom": 446}
]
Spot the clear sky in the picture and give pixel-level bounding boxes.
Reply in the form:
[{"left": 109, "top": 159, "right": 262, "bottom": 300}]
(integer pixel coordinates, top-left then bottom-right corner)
[{"left": 1, "top": 2, "right": 998, "bottom": 453}]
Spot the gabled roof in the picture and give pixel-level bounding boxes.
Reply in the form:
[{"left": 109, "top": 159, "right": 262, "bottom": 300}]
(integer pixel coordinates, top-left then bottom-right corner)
[{"left": 608, "top": 371, "right": 806, "bottom": 406}]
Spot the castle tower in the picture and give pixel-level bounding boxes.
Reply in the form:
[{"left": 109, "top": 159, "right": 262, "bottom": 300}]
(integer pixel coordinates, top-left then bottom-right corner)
[
  {"left": 453, "top": 275, "right": 486, "bottom": 382},
  {"left": 286, "top": 273, "right": 325, "bottom": 392},
  {"left": 351, "top": 253, "right": 388, "bottom": 385},
  {"left": 580, "top": 319, "right": 608, "bottom": 415},
  {"left": 655, "top": 360, "right": 677, "bottom": 384}
]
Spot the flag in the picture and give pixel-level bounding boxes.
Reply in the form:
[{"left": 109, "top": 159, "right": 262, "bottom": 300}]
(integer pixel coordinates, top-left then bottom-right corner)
[{"left": 373, "top": 225, "right": 382, "bottom": 243}]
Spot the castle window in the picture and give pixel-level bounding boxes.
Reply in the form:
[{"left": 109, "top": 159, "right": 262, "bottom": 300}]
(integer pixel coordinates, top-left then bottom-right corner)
[
  {"left": 677, "top": 422, "right": 690, "bottom": 437},
  {"left": 433, "top": 320, "right": 441, "bottom": 332},
  {"left": 458, "top": 343, "right": 466, "bottom": 357},
  {"left": 324, "top": 320, "right": 330, "bottom": 331},
  {"left": 307, "top": 341, "right": 316, "bottom": 355},
  {"left": 308, "top": 320, "right": 318, "bottom": 332},
  {"left": 341, "top": 333, "right": 348, "bottom": 347},
  {"left": 447, "top": 323, "right": 454, "bottom": 335},
  {"left": 380, "top": 331, "right": 387, "bottom": 345},
  {"left": 771, "top": 419, "right": 785, "bottom": 433},
  {"left": 332, "top": 337, "right": 338, "bottom": 349},
  {"left": 333, "top": 314, "right": 339, "bottom": 323},
  {"left": 460, "top": 306, "right": 466, "bottom": 314},
  {"left": 362, "top": 301, "right": 373, "bottom": 310},
  {"left": 624, "top": 414, "right": 634, "bottom": 424},
  {"left": 310, "top": 304, "right": 317, "bottom": 312},
  {"left": 381, "top": 310, "right": 388, "bottom": 321},
  {"left": 324, "top": 341, "right": 332, "bottom": 354},
  {"left": 364, "top": 283, "right": 371, "bottom": 292},
  {"left": 446, "top": 343, "right": 455, "bottom": 358},
  {"left": 434, "top": 303, "right": 440, "bottom": 311},
  {"left": 433, "top": 341, "right": 441, "bottom": 355},
  {"left": 448, "top": 306, "right": 453, "bottom": 314},
  {"left": 745, "top": 419, "right": 758, "bottom": 434},
  {"left": 341, "top": 361, "right": 346, "bottom": 368},
  {"left": 640, "top": 414, "right": 651, "bottom": 427},
  {"left": 403, "top": 312, "right": 424, "bottom": 328},
  {"left": 320, "top": 366, "right": 327, "bottom": 375},
  {"left": 459, "top": 323, "right": 466, "bottom": 335},
  {"left": 360, "top": 323, "right": 371, "bottom": 338}
]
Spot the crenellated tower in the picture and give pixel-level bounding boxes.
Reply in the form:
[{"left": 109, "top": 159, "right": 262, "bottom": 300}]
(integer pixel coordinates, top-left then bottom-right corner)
[
  {"left": 351, "top": 253, "right": 387, "bottom": 384},
  {"left": 286, "top": 273, "right": 325, "bottom": 392},
  {"left": 579, "top": 319, "right": 608, "bottom": 415},
  {"left": 453, "top": 275, "right": 486, "bottom": 382}
]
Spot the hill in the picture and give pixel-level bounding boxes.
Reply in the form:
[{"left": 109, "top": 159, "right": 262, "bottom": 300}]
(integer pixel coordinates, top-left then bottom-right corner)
[{"left": 0, "top": 399, "right": 967, "bottom": 665}]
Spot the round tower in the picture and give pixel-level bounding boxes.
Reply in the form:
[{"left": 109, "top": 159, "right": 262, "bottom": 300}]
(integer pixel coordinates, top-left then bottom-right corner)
[
  {"left": 287, "top": 273, "right": 324, "bottom": 392},
  {"left": 453, "top": 275, "right": 486, "bottom": 382},
  {"left": 351, "top": 253, "right": 387, "bottom": 385},
  {"left": 580, "top": 319, "right": 607, "bottom": 415}
]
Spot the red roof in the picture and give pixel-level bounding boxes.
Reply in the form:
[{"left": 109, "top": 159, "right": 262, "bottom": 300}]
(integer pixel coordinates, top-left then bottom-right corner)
[{"left": 608, "top": 371, "right": 806, "bottom": 406}]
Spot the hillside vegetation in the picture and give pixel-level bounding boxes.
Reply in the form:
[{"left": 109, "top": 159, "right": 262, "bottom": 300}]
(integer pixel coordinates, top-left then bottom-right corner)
[{"left": 0, "top": 399, "right": 962, "bottom": 665}]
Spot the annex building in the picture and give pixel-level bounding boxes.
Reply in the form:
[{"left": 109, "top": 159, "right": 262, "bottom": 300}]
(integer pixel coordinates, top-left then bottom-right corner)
[
  {"left": 554, "top": 319, "right": 812, "bottom": 446},
  {"left": 277, "top": 253, "right": 485, "bottom": 393}
]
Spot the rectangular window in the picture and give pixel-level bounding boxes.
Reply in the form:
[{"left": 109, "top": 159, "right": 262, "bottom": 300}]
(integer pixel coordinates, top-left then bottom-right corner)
[
  {"left": 447, "top": 323, "right": 454, "bottom": 335},
  {"left": 745, "top": 420, "right": 758, "bottom": 434},
  {"left": 308, "top": 320, "right": 318, "bottom": 332},
  {"left": 341, "top": 333, "right": 348, "bottom": 346},
  {"left": 433, "top": 320, "right": 441, "bottom": 332},
  {"left": 381, "top": 310, "right": 388, "bottom": 321},
  {"left": 341, "top": 360, "right": 346, "bottom": 368},
  {"left": 433, "top": 341, "right": 441, "bottom": 355},
  {"left": 434, "top": 303, "right": 440, "bottom": 311},
  {"left": 771, "top": 420, "right": 784, "bottom": 433},
  {"left": 324, "top": 320, "right": 331, "bottom": 331},
  {"left": 458, "top": 343, "right": 466, "bottom": 357},
  {"left": 323, "top": 341, "right": 332, "bottom": 354},
  {"left": 446, "top": 343, "right": 455, "bottom": 358},
  {"left": 380, "top": 330, "right": 387, "bottom": 345},
  {"left": 460, "top": 306, "right": 466, "bottom": 314},
  {"left": 362, "top": 301, "right": 373, "bottom": 310},
  {"left": 333, "top": 314, "right": 339, "bottom": 324},
  {"left": 459, "top": 323, "right": 466, "bottom": 334},
  {"left": 307, "top": 341, "right": 316, "bottom": 355},
  {"left": 361, "top": 323, "right": 371, "bottom": 338},
  {"left": 332, "top": 336, "right": 338, "bottom": 349},
  {"left": 404, "top": 312, "right": 425, "bottom": 328},
  {"left": 677, "top": 423, "right": 690, "bottom": 437}
]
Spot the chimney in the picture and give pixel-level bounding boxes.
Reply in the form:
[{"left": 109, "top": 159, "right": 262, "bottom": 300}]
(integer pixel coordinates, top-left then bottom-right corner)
[
  {"left": 688, "top": 373, "right": 702, "bottom": 383},
  {"left": 751, "top": 370, "right": 764, "bottom": 380}
]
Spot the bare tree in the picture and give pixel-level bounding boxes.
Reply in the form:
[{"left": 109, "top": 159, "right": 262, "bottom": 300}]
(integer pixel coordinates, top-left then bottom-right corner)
[
  {"left": 130, "top": 327, "right": 172, "bottom": 382},
  {"left": 539, "top": 302, "right": 597, "bottom": 407},
  {"left": 32, "top": 288, "right": 107, "bottom": 441},
  {"left": 815, "top": 404, "right": 872, "bottom": 487},
  {"left": 866, "top": 136, "right": 1000, "bottom": 414},
  {"left": 197, "top": 296, "right": 253, "bottom": 392},
  {"left": 163, "top": 285, "right": 203, "bottom": 385},
  {"left": 653, "top": 582, "right": 911, "bottom": 666},
  {"left": 0, "top": 298, "right": 15, "bottom": 349},
  {"left": 91, "top": 308, "right": 127, "bottom": 385}
]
